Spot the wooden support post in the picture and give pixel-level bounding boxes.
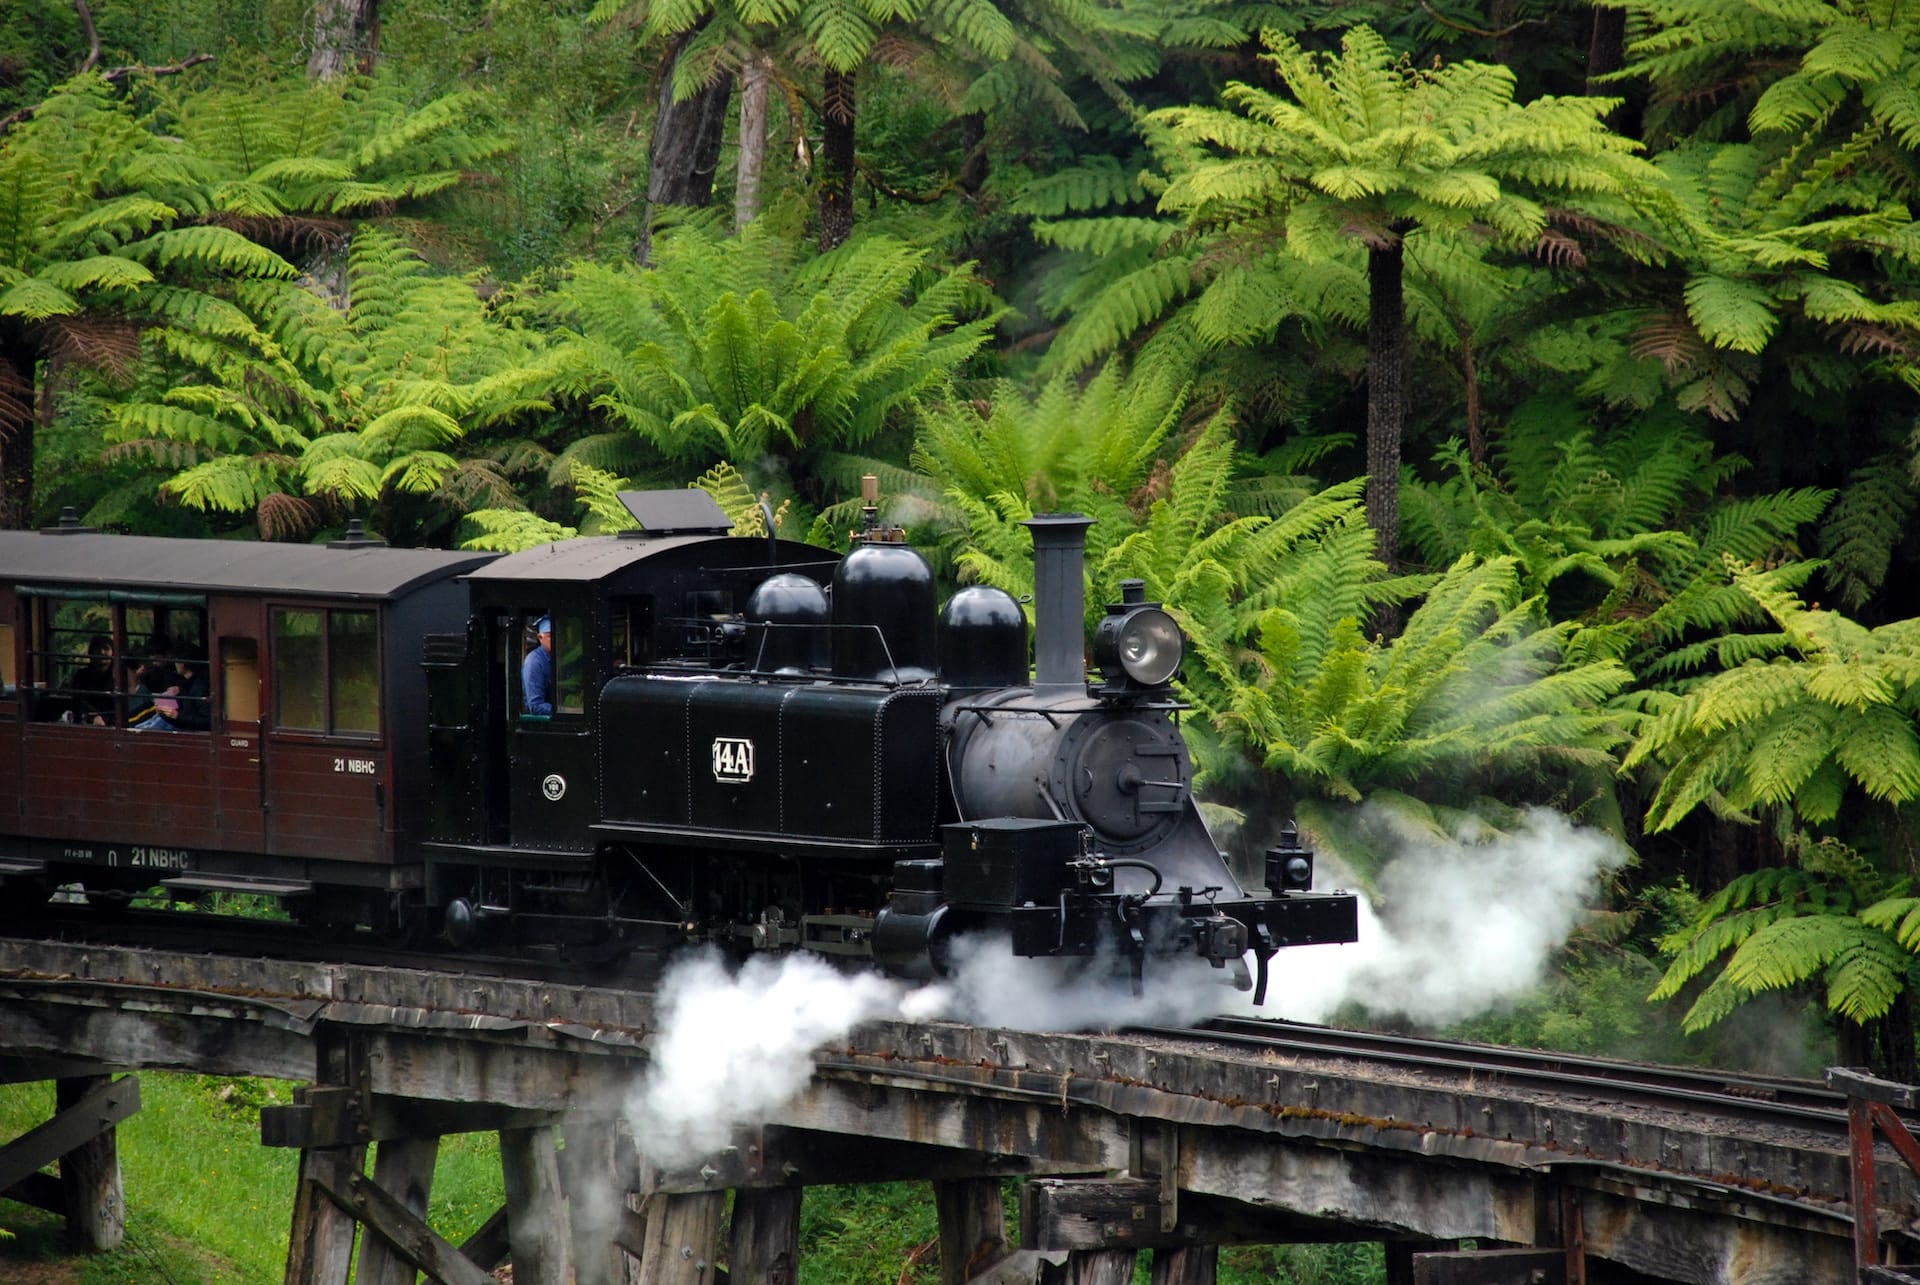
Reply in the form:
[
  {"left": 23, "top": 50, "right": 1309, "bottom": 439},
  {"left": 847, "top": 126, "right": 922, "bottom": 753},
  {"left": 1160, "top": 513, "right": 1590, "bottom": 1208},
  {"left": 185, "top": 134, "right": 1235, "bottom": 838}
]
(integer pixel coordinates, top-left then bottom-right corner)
[
  {"left": 501, "top": 1125, "right": 572, "bottom": 1285},
  {"left": 634, "top": 1191, "right": 726, "bottom": 1285},
  {"left": 1558, "top": 1187, "right": 1585, "bottom": 1285},
  {"left": 302, "top": 1150, "right": 494, "bottom": 1285},
  {"left": 935, "top": 1176, "right": 1007, "bottom": 1284},
  {"left": 355, "top": 1135, "right": 440, "bottom": 1285},
  {"left": 730, "top": 1187, "right": 801, "bottom": 1285},
  {"left": 562, "top": 1121, "right": 632, "bottom": 1285},
  {"left": 460, "top": 1204, "right": 512, "bottom": 1271},
  {"left": 1150, "top": 1245, "right": 1217, "bottom": 1285},
  {"left": 1829, "top": 1065, "right": 1920, "bottom": 1271},
  {"left": 0, "top": 1074, "right": 136, "bottom": 1253},
  {"left": 55, "top": 1075, "right": 128, "bottom": 1251},
  {"left": 285, "top": 1144, "right": 366, "bottom": 1285},
  {"left": 1051, "top": 1249, "right": 1136, "bottom": 1285},
  {"left": 1387, "top": 1240, "right": 1456, "bottom": 1285},
  {"left": 283, "top": 1031, "right": 373, "bottom": 1285}
]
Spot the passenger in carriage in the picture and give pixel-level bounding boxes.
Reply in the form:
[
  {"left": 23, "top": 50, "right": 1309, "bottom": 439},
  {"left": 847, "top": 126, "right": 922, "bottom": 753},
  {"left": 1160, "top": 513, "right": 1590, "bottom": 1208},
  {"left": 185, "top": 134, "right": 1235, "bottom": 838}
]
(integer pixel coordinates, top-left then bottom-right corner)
[
  {"left": 64, "top": 635, "right": 115, "bottom": 725},
  {"left": 128, "top": 640, "right": 209, "bottom": 732}
]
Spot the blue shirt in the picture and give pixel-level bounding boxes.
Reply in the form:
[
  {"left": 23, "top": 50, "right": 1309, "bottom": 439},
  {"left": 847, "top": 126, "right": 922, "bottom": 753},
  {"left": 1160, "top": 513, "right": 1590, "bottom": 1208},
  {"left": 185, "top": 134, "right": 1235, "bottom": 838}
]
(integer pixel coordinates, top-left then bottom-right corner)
[{"left": 521, "top": 644, "right": 553, "bottom": 715}]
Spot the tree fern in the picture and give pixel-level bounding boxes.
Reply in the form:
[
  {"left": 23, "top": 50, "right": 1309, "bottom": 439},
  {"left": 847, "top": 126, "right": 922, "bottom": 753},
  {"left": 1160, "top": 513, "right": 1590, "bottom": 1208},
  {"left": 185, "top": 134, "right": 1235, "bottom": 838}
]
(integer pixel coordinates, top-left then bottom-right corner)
[
  {"left": 1627, "top": 559, "right": 1920, "bottom": 831},
  {"left": 522, "top": 223, "right": 1003, "bottom": 498},
  {"left": 1654, "top": 835, "right": 1918, "bottom": 1035}
]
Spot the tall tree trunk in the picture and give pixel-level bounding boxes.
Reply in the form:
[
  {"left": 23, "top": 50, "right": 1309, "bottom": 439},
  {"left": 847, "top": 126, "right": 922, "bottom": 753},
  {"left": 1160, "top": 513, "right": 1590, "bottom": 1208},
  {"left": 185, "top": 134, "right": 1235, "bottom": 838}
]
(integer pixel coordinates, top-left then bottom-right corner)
[
  {"left": 638, "top": 29, "right": 734, "bottom": 265},
  {"left": 958, "top": 111, "right": 988, "bottom": 197},
  {"left": 818, "top": 68, "right": 856, "bottom": 252},
  {"left": 308, "top": 0, "right": 381, "bottom": 81},
  {"left": 1365, "top": 241, "right": 1408, "bottom": 572},
  {"left": 0, "top": 324, "right": 36, "bottom": 530},
  {"left": 735, "top": 53, "right": 773, "bottom": 231},
  {"left": 1585, "top": 6, "right": 1635, "bottom": 134}
]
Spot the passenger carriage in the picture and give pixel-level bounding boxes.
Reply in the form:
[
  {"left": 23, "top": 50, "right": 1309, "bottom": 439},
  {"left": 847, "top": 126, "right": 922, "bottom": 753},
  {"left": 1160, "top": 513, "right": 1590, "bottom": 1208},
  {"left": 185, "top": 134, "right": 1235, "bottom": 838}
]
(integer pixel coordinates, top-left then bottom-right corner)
[{"left": 0, "top": 511, "right": 490, "bottom": 931}]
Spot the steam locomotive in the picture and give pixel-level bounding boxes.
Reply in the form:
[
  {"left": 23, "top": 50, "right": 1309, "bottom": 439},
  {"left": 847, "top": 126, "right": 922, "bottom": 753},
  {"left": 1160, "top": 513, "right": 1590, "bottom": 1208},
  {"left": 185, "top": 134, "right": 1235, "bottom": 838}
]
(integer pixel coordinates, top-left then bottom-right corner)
[{"left": 0, "top": 490, "right": 1356, "bottom": 1000}]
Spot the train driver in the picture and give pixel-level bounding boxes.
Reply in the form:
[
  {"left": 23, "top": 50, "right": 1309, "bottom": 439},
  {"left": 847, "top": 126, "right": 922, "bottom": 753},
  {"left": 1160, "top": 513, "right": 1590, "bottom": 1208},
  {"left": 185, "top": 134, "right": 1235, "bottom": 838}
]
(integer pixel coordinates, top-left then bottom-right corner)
[{"left": 521, "top": 615, "right": 554, "bottom": 716}]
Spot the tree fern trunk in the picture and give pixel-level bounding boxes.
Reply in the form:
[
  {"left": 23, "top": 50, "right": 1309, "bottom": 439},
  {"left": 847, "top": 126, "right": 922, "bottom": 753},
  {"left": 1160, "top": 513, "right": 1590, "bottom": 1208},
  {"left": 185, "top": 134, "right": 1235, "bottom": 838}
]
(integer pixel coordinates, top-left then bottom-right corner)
[
  {"left": 959, "top": 111, "right": 987, "bottom": 197},
  {"left": 819, "top": 69, "right": 856, "bottom": 252},
  {"left": 1879, "top": 988, "right": 1915, "bottom": 1080},
  {"left": 1585, "top": 7, "right": 1637, "bottom": 134},
  {"left": 638, "top": 28, "right": 734, "bottom": 265},
  {"left": 0, "top": 324, "right": 35, "bottom": 530},
  {"left": 307, "top": 0, "right": 380, "bottom": 81},
  {"left": 1366, "top": 240, "right": 1408, "bottom": 572},
  {"left": 735, "top": 53, "right": 773, "bottom": 231}
]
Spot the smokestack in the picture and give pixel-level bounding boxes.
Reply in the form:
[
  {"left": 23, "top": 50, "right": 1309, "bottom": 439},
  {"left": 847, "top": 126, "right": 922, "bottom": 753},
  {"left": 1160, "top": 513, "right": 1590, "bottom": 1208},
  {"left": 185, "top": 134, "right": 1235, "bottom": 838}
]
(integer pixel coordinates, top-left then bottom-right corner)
[{"left": 1022, "top": 514, "right": 1093, "bottom": 691}]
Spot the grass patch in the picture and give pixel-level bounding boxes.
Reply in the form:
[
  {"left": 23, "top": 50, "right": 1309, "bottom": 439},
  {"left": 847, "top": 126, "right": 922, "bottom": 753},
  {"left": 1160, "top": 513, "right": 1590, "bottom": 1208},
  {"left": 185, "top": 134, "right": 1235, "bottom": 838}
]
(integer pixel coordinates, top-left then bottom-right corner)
[{"left": 0, "top": 1073, "right": 505, "bottom": 1283}]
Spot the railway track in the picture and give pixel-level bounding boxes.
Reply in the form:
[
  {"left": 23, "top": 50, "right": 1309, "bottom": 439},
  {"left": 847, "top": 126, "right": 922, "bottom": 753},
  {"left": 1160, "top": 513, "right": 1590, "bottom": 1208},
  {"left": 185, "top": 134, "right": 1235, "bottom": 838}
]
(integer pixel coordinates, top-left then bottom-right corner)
[
  {"left": 1134, "top": 1015, "right": 1885, "bottom": 1139},
  {"left": 2, "top": 910, "right": 1897, "bottom": 1148}
]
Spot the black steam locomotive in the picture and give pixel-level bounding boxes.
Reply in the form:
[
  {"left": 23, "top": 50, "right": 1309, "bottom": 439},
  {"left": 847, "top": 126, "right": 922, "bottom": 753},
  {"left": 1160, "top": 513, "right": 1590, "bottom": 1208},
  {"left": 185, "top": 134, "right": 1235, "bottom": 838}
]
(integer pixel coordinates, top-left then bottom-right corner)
[{"left": 0, "top": 490, "right": 1355, "bottom": 999}]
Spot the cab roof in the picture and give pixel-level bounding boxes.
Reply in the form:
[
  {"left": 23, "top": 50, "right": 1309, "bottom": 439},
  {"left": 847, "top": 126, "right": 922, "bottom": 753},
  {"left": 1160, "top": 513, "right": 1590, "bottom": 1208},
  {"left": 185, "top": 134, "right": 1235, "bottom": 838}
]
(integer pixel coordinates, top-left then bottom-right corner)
[{"left": 462, "top": 535, "right": 836, "bottom": 584}]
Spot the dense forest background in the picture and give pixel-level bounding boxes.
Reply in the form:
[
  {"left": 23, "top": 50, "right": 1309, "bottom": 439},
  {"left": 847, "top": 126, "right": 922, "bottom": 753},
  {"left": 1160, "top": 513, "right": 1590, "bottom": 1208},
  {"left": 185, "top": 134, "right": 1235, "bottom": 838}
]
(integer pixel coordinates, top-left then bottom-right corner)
[{"left": 5, "top": 0, "right": 1920, "bottom": 1075}]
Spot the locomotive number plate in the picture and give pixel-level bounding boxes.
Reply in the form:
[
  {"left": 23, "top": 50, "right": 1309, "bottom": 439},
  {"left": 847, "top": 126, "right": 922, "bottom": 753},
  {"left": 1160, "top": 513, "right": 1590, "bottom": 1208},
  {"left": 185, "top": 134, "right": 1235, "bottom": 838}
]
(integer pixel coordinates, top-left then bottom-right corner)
[{"left": 712, "top": 736, "right": 755, "bottom": 783}]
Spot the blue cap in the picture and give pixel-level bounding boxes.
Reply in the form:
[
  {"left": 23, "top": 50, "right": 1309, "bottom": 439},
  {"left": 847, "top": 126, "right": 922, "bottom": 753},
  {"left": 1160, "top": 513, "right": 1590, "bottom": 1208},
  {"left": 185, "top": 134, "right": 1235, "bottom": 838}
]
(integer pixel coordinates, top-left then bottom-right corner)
[{"left": 534, "top": 616, "right": 551, "bottom": 634}]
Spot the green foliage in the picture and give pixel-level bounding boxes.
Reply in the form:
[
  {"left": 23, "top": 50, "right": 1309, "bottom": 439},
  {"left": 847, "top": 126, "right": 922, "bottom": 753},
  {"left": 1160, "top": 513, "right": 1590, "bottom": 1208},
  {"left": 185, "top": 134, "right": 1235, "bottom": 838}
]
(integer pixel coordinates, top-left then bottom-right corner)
[
  {"left": 108, "top": 226, "right": 552, "bottom": 540},
  {"left": 1625, "top": 561, "right": 1920, "bottom": 831},
  {"left": 155, "top": 73, "right": 508, "bottom": 220},
  {"left": 527, "top": 221, "right": 1004, "bottom": 493},
  {"left": 1151, "top": 26, "right": 1656, "bottom": 257},
  {"left": 1400, "top": 404, "right": 1835, "bottom": 675},
  {"left": 1206, "top": 552, "right": 1634, "bottom": 879},
  {"left": 1653, "top": 836, "right": 1916, "bottom": 1032},
  {"left": 1614, "top": 0, "right": 1920, "bottom": 152},
  {"left": 1819, "top": 451, "right": 1915, "bottom": 612}
]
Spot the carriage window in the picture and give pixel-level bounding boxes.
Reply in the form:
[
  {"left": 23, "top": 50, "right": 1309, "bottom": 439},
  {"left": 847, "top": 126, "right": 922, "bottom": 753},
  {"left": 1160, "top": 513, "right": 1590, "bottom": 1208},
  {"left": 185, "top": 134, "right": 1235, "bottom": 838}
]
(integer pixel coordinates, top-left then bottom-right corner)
[
  {"left": 272, "top": 610, "right": 325, "bottom": 731},
  {"left": 331, "top": 611, "right": 379, "bottom": 734},
  {"left": 26, "top": 598, "right": 111, "bottom": 724},
  {"left": 273, "top": 607, "right": 379, "bottom": 738},
  {"left": 0, "top": 621, "right": 13, "bottom": 695}
]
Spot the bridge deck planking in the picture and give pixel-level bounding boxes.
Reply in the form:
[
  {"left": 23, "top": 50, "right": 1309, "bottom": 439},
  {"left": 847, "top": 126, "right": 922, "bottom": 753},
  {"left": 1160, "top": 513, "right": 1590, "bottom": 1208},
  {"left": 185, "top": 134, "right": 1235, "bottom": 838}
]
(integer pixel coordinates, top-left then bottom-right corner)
[{"left": 0, "top": 938, "right": 1905, "bottom": 1284}]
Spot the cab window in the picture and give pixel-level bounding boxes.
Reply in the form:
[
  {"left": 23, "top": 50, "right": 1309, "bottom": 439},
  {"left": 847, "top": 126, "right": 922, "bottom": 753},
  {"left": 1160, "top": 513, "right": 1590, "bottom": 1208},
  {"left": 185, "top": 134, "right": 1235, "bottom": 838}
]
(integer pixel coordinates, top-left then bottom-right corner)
[
  {"left": 515, "top": 611, "right": 582, "bottom": 718},
  {"left": 272, "top": 606, "right": 379, "bottom": 738},
  {"left": 610, "top": 596, "right": 655, "bottom": 669}
]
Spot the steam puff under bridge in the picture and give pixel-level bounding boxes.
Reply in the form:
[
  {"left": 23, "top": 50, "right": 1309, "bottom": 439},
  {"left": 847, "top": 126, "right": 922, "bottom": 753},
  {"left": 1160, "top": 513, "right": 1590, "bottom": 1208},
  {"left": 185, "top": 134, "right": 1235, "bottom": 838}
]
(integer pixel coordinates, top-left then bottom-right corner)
[{"left": 0, "top": 940, "right": 1913, "bottom": 1285}]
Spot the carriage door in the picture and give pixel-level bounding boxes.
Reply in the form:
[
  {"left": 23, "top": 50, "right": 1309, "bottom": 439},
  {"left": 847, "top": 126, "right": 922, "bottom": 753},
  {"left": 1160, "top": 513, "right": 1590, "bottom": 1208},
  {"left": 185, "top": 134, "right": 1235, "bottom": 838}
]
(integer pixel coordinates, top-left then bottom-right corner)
[
  {"left": 502, "top": 609, "right": 594, "bottom": 852},
  {"left": 209, "top": 599, "right": 267, "bottom": 850}
]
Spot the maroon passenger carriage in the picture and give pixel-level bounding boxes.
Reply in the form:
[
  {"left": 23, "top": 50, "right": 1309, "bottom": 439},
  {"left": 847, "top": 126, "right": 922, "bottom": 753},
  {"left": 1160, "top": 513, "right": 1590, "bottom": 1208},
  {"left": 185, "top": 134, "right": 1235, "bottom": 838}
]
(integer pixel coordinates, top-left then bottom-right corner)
[{"left": 0, "top": 510, "right": 491, "bottom": 933}]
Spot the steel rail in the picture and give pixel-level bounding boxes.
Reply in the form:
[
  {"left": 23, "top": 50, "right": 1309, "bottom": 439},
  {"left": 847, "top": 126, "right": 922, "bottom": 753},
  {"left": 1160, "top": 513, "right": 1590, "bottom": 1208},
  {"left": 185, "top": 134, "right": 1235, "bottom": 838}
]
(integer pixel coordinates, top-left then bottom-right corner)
[{"left": 1129, "top": 1016, "right": 1863, "bottom": 1136}]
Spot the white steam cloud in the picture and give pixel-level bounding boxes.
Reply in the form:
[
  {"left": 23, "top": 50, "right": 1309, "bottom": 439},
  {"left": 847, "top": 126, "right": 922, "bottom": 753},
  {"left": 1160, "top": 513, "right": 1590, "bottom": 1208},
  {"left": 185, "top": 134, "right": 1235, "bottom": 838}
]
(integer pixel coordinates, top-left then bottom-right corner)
[
  {"left": 629, "top": 950, "right": 908, "bottom": 1165},
  {"left": 625, "top": 808, "right": 1628, "bottom": 1163},
  {"left": 1254, "top": 806, "right": 1630, "bottom": 1024}
]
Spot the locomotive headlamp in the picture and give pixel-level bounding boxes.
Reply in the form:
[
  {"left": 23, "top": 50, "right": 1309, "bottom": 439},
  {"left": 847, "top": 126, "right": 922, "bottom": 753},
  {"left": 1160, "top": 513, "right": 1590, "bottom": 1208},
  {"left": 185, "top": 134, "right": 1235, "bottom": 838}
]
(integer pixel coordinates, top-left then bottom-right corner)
[
  {"left": 1264, "top": 823, "right": 1315, "bottom": 893},
  {"left": 1095, "top": 581, "right": 1184, "bottom": 690}
]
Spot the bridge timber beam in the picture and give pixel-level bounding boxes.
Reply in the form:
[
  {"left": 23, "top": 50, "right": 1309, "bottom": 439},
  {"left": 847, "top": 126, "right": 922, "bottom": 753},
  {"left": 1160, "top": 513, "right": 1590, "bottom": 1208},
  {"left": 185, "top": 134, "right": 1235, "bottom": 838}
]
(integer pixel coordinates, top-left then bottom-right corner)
[{"left": 0, "top": 939, "right": 1908, "bottom": 1284}]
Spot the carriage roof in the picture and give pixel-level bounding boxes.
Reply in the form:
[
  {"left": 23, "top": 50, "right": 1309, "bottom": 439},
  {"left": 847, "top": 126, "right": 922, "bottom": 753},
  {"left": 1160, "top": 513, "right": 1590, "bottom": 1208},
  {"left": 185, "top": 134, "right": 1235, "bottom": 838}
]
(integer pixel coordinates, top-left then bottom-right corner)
[{"left": 0, "top": 530, "right": 494, "bottom": 601}]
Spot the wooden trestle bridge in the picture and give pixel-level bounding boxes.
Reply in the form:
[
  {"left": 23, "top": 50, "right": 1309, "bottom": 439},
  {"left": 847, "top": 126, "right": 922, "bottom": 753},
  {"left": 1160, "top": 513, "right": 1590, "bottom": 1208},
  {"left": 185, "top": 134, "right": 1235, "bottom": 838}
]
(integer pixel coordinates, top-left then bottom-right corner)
[{"left": 1, "top": 938, "right": 1918, "bottom": 1285}]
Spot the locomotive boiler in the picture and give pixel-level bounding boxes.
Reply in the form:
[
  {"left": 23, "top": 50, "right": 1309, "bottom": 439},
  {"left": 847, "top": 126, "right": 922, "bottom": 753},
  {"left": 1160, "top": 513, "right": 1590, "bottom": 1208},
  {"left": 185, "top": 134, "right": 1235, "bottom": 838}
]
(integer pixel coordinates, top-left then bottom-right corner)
[{"left": 0, "top": 490, "right": 1357, "bottom": 998}]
